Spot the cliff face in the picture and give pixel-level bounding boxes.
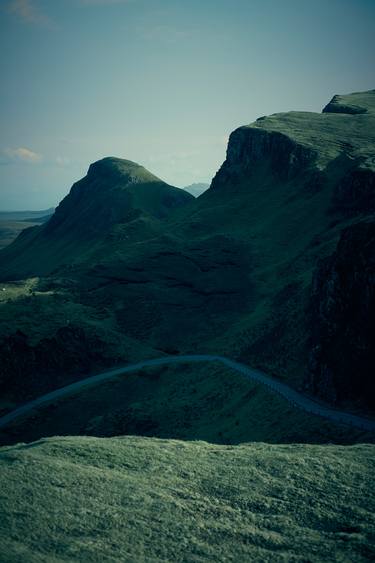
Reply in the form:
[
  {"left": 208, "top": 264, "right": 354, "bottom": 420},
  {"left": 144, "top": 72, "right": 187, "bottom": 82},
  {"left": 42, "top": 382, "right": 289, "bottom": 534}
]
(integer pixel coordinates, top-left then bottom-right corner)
[
  {"left": 212, "top": 126, "right": 317, "bottom": 187},
  {"left": 201, "top": 90, "right": 375, "bottom": 409},
  {"left": 210, "top": 90, "right": 375, "bottom": 208},
  {"left": 333, "top": 165, "right": 375, "bottom": 214},
  {"left": 307, "top": 221, "right": 375, "bottom": 409}
]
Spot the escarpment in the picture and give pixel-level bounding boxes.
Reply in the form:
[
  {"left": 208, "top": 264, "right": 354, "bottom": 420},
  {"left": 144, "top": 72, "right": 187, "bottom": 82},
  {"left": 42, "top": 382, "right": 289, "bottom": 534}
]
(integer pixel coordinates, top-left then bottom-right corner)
[
  {"left": 211, "top": 126, "right": 317, "bottom": 189},
  {"left": 307, "top": 220, "right": 375, "bottom": 409}
]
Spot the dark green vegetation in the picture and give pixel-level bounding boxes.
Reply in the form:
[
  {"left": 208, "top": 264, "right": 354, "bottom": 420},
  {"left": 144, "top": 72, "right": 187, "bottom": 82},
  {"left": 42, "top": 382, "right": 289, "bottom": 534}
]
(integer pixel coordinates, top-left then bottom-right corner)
[
  {"left": 1, "top": 362, "right": 372, "bottom": 447},
  {"left": 0, "top": 90, "right": 374, "bottom": 412},
  {"left": 0, "top": 436, "right": 374, "bottom": 562}
]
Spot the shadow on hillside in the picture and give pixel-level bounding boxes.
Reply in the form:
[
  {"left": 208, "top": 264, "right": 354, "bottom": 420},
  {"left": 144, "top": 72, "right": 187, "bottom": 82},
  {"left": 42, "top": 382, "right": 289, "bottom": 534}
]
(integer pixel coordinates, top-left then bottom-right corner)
[{"left": 0, "top": 364, "right": 373, "bottom": 448}]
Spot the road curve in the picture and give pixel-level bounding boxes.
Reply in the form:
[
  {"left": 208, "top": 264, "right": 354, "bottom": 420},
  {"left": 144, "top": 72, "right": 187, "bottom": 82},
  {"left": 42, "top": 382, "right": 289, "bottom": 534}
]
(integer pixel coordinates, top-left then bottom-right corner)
[{"left": 0, "top": 354, "right": 374, "bottom": 432}]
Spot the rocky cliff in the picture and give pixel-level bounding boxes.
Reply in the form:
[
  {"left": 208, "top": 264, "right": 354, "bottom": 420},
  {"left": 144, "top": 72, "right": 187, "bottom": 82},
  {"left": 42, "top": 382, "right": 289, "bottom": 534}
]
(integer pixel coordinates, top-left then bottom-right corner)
[{"left": 307, "top": 220, "right": 375, "bottom": 409}]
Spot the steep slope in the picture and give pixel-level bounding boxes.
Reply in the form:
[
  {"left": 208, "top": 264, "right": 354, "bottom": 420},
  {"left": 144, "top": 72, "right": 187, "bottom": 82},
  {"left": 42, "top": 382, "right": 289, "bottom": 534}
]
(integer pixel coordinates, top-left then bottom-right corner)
[
  {"left": 307, "top": 221, "right": 375, "bottom": 408},
  {"left": 0, "top": 157, "right": 193, "bottom": 278},
  {"left": 0, "top": 436, "right": 374, "bottom": 562},
  {"left": 162, "top": 89, "right": 375, "bottom": 403}
]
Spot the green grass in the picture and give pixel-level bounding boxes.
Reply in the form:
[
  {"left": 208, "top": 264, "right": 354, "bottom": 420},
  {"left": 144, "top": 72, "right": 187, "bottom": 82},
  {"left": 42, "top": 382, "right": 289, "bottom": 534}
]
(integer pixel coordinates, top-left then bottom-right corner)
[
  {"left": 0, "top": 435, "right": 374, "bottom": 562},
  {"left": 1, "top": 362, "right": 372, "bottom": 447}
]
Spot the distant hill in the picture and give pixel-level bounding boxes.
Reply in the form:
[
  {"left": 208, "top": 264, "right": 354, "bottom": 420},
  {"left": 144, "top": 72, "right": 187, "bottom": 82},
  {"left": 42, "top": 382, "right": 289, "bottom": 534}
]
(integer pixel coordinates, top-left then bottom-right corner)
[
  {"left": 0, "top": 209, "right": 54, "bottom": 249},
  {"left": 0, "top": 208, "right": 54, "bottom": 221},
  {"left": 0, "top": 90, "right": 374, "bottom": 414},
  {"left": 183, "top": 182, "right": 209, "bottom": 197}
]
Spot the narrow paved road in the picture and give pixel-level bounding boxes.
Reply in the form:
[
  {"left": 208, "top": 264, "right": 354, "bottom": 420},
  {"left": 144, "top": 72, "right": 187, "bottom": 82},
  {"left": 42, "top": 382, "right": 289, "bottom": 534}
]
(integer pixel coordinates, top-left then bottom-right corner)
[{"left": 0, "top": 354, "right": 374, "bottom": 432}]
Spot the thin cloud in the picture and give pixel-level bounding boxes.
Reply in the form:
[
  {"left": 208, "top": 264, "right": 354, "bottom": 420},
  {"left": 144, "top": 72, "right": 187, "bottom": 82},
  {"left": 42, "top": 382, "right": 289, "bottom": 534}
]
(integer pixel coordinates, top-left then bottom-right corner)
[
  {"left": 1, "top": 147, "right": 43, "bottom": 164},
  {"left": 7, "top": 0, "right": 51, "bottom": 26}
]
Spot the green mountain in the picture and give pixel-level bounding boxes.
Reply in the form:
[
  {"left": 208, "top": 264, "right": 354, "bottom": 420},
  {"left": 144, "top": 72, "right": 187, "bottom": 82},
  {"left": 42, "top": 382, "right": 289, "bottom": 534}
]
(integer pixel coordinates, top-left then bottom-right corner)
[
  {"left": 0, "top": 157, "right": 193, "bottom": 278},
  {"left": 0, "top": 90, "right": 374, "bottom": 563},
  {"left": 0, "top": 90, "right": 374, "bottom": 415}
]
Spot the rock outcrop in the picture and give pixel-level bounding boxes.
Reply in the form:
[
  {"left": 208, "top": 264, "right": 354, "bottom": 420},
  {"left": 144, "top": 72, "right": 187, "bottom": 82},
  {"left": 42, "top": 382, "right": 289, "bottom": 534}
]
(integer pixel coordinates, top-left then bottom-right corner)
[
  {"left": 211, "top": 126, "right": 316, "bottom": 187},
  {"left": 322, "top": 91, "right": 373, "bottom": 114},
  {"left": 307, "top": 221, "right": 375, "bottom": 409}
]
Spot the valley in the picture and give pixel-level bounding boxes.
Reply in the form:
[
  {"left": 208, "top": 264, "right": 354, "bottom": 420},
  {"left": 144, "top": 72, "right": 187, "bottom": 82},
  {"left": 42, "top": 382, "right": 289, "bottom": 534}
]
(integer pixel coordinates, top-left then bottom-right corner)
[{"left": 0, "top": 89, "right": 374, "bottom": 562}]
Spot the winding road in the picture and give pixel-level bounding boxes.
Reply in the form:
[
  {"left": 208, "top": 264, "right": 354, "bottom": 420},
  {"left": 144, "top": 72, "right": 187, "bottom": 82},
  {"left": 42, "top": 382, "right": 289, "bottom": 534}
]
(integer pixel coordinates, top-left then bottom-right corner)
[{"left": 0, "top": 354, "right": 374, "bottom": 432}]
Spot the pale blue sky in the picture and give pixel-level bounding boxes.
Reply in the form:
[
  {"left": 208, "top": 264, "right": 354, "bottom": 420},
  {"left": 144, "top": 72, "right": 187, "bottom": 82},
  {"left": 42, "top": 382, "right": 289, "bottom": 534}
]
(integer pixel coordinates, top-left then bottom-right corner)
[{"left": 1, "top": 0, "right": 374, "bottom": 209}]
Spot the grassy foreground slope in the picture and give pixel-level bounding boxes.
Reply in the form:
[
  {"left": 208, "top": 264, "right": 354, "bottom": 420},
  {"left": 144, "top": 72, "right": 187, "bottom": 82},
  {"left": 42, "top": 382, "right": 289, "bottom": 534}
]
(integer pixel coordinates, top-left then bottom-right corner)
[{"left": 0, "top": 436, "right": 374, "bottom": 562}]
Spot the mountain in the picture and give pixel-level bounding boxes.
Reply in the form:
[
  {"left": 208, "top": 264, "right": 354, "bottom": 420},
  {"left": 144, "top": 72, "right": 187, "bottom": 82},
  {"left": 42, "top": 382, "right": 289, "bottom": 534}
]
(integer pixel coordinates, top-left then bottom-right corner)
[
  {"left": 0, "top": 208, "right": 54, "bottom": 221},
  {"left": 0, "top": 157, "right": 193, "bottom": 278},
  {"left": 183, "top": 182, "right": 209, "bottom": 196},
  {"left": 1, "top": 90, "right": 374, "bottom": 563},
  {"left": 0, "top": 90, "right": 374, "bottom": 415}
]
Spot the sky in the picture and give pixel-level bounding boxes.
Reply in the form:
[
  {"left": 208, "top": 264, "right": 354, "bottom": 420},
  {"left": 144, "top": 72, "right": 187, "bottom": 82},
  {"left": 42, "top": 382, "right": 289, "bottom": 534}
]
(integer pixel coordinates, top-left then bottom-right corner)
[{"left": 0, "top": 0, "right": 374, "bottom": 210}]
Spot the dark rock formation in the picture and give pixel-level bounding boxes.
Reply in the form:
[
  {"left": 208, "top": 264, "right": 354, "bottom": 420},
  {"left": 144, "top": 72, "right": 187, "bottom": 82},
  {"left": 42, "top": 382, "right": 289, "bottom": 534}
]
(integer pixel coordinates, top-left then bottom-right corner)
[
  {"left": 323, "top": 93, "right": 369, "bottom": 115},
  {"left": 333, "top": 165, "right": 375, "bottom": 214},
  {"left": 210, "top": 126, "right": 317, "bottom": 190},
  {"left": 0, "top": 325, "right": 111, "bottom": 404},
  {"left": 307, "top": 221, "right": 375, "bottom": 409}
]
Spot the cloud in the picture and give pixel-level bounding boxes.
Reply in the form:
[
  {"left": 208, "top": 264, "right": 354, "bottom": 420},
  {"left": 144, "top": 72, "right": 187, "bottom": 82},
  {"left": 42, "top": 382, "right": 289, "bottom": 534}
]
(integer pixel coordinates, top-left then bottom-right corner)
[
  {"left": 1, "top": 147, "right": 43, "bottom": 164},
  {"left": 7, "top": 0, "right": 51, "bottom": 25}
]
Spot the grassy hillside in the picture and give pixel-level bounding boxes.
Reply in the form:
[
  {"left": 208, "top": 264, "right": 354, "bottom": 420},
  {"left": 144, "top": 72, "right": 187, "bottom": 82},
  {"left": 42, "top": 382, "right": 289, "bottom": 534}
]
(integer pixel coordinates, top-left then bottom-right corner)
[
  {"left": 0, "top": 436, "right": 374, "bottom": 562},
  {"left": 1, "top": 361, "right": 373, "bottom": 447},
  {"left": 0, "top": 91, "right": 374, "bottom": 410},
  {"left": 0, "top": 157, "right": 193, "bottom": 278}
]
